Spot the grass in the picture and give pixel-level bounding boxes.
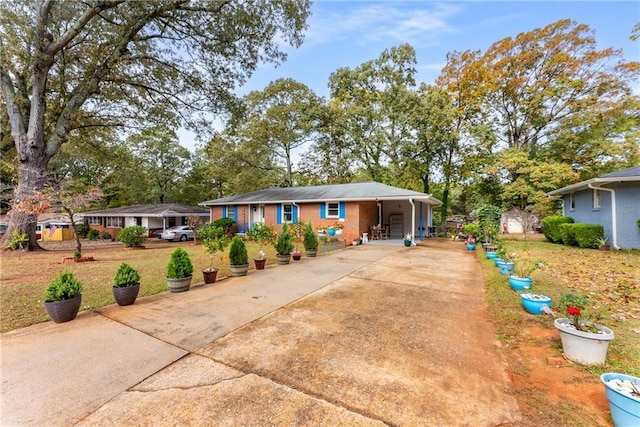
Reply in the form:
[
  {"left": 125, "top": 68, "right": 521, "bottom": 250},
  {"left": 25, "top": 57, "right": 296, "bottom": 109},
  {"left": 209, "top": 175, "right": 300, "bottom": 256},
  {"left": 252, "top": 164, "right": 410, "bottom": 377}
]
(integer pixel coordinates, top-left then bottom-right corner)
[
  {"left": 0, "top": 239, "right": 287, "bottom": 333},
  {"left": 494, "top": 236, "right": 639, "bottom": 375}
]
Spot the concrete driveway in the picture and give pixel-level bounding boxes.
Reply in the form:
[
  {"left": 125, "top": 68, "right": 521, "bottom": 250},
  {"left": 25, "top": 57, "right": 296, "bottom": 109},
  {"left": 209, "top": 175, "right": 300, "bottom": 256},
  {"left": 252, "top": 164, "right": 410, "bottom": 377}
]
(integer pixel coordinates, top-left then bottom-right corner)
[{"left": 1, "top": 239, "right": 520, "bottom": 426}]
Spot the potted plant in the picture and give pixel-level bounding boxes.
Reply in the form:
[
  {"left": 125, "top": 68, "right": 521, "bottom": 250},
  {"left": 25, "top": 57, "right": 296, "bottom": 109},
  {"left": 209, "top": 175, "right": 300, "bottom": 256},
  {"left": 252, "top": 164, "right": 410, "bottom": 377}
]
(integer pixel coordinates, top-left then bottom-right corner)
[
  {"left": 462, "top": 223, "right": 480, "bottom": 242},
  {"left": 44, "top": 271, "right": 83, "bottom": 323},
  {"left": 166, "top": 247, "right": 194, "bottom": 292},
  {"left": 247, "top": 222, "right": 275, "bottom": 270},
  {"left": 197, "top": 223, "right": 230, "bottom": 284},
  {"left": 317, "top": 225, "right": 328, "bottom": 238},
  {"left": 508, "top": 254, "right": 544, "bottom": 291},
  {"left": 601, "top": 373, "right": 640, "bottom": 426},
  {"left": 554, "top": 293, "right": 614, "bottom": 365},
  {"left": 520, "top": 292, "right": 553, "bottom": 315},
  {"left": 303, "top": 221, "right": 319, "bottom": 257},
  {"left": 332, "top": 222, "right": 344, "bottom": 236},
  {"left": 229, "top": 236, "right": 249, "bottom": 276},
  {"left": 274, "top": 223, "right": 294, "bottom": 265},
  {"left": 291, "top": 221, "right": 305, "bottom": 261},
  {"left": 112, "top": 262, "right": 141, "bottom": 306},
  {"left": 403, "top": 233, "right": 412, "bottom": 247}
]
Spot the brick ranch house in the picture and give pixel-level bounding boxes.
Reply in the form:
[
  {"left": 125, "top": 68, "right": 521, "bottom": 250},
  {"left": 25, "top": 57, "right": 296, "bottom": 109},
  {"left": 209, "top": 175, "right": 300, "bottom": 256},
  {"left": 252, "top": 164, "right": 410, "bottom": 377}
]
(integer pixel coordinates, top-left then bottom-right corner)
[
  {"left": 78, "top": 204, "right": 209, "bottom": 238},
  {"left": 200, "top": 182, "right": 442, "bottom": 244}
]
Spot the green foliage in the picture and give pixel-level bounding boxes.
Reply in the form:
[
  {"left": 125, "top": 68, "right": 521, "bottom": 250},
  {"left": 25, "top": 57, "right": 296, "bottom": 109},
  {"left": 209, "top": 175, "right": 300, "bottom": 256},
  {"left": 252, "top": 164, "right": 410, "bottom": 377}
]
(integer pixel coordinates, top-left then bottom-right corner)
[
  {"left": 559, "top": 223, "right": 578, "bottom": 246},
  {"left": 45, "top": 271, "right": 83, "bottom": 302},
  {"left": 462, "top": 223, "right": 480, "bottom": 236},
  {"left": 541, "top": 216, "right": 574, "bottom": 243},
  {"left": 573, "top": 223, "right": 604, "bottom": 249},
  {"left": 198, "top": 223, "right": 231, "bottom": 269},
  {"left": 7, "top": 229, "right": 28, "bottom": 250},
  {"left": 290, "top": 221, "right": 306, "bottom": 250},
  {"left": 246, "top": 222, "right": 276, "bottom": 252},
  {"left": 100, "top": 231, "right": 112, "bottom": 240},
  {"left": 637, "top": 218, "right": 640, "bottom": 229},
  {"left": 117, "top": 225, "right": 148, "bottom": 247},
  {"left": 476, "top": 204, "right": 501, "bottom": 242},
  {"left": 113, "top": 263, "right": 140, "bottom": 288},
  {"left": 87, "top": 229, "right": 100, "bottom": 240},
  {"left": 166, "top": 248, "right": 193, "bottom": 279},
  {"left": 229, "top": 236, "right": 249, "bottom": 266},
  {"left": 303, "top": 221, "right": 318, "bottom": 250},
  {"left": 212, "top": 218, "right": 236, "bottom": 233},
  {"left": 274, "top": 223, "right": 294, "bottom": 255},
  {"left": 75, "top": 223, "right": 89, "bottom": 238}
]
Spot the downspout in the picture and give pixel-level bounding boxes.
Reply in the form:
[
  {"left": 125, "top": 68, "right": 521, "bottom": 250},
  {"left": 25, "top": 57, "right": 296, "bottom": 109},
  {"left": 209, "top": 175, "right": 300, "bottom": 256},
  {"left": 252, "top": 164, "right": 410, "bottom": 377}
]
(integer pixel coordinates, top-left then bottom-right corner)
[
  {"left": 589, "top": 183, "right": 619, "bottom": 250},
  {"left": 409, "top": 198, "right": 416, "bottom": 245},
  {"left": 292, "top": 202, "right": 299, "bottom": 223}
]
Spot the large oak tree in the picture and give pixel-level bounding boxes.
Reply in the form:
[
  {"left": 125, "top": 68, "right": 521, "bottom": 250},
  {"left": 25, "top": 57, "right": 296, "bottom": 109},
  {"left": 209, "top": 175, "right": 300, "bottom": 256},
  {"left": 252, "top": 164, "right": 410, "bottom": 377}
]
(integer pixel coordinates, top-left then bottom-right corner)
[{"left": 0, "top": 0, "right": 310, "bottom": 249}]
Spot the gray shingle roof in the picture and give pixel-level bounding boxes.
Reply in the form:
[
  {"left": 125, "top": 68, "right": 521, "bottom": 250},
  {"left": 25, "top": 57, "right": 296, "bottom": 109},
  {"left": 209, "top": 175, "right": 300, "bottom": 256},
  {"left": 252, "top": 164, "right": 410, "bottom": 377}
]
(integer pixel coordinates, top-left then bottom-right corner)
[
  {"left": 546, "top": 165, "right": 640, "bottom": 196},
  {"left": 80, "top": 204, "right": 209, "bottom": 217},
  {"left": 200, "top": 182, "right": 442, "bottom": 206}
]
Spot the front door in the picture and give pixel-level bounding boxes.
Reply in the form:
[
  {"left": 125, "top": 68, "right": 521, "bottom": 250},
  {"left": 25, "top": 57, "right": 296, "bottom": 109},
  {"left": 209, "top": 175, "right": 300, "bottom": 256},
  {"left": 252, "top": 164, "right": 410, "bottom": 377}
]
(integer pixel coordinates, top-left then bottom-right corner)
[{"left": 250, "top": 205, "right": 265, "bottom": 226}]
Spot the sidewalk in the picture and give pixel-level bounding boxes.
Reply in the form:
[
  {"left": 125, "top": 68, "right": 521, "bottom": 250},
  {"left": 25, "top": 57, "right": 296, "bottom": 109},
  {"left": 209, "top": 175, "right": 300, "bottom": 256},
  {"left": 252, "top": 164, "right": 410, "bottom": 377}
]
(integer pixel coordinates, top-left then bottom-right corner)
[{"left": 1, "top": 240, "right": 520, "bottom": 426}]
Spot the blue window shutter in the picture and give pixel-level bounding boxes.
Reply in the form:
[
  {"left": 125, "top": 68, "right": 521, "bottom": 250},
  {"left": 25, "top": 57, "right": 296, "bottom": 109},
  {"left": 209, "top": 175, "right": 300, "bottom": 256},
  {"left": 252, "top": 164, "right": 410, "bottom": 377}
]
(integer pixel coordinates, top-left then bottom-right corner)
[
  {"left": 221, "top": 206, "right": 227, "bottom": 217},
  {"left": 233, "top": 206, "right": 238, "bottom": 221},
  {"left": 339, "top": 202, "right": 346, "bottom": 219},
  {"left": 276, "top": 204, "right": 282, "bottom": 224},
  {"left": 320, "top": 203, "right": 326, "bottom": 219},
  {"left": 292, "top": 205, "right": 298, "bottom": 223}
]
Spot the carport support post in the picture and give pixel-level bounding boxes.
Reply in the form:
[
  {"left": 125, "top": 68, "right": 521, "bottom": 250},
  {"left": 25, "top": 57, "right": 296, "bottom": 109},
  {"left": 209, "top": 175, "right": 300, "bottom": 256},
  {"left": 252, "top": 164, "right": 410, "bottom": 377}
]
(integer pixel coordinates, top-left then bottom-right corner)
[
  {"left": 409, "top": 198, "right": 416, "bottom": 245},
  {"left": 419, "top": 202, "right": 423, "bottom": 240}
]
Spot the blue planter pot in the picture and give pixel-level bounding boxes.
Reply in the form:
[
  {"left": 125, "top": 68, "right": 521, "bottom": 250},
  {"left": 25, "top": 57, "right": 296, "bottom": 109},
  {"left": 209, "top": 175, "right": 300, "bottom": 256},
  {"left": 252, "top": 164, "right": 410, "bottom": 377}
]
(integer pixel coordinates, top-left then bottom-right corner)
[
  {"left": 486, "top": 252, "right": 498, "bottom": 260},
  {"left": 494, "top": 258, "right": 504, "bottom": 267},
  {"left": 466, "top": 243, "right": 476, "bottom": 250},
  {"left": 509, "top": 276, "right": 533, "bottom": 291},
  {"left": 520, "top": 293, "right": 551, "bottom": 314},
  {"left": 601, "top": 373, "right": 640, "bottom": 426},
  {"left": 498, "top": 262, "right": 515, "bottom": 276},
  {"left": 327, "top": 228, "right": 336, "bottom": 236}
]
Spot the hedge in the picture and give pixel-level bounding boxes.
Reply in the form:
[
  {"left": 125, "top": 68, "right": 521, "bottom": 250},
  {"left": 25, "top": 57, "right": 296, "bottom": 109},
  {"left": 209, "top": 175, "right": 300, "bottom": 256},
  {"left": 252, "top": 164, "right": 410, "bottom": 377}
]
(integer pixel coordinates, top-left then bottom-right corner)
[
  {"left": 542, "top": 216, "right": 574, "bottom": 243},
  {"left": 559, "top": 223, "right": 577, "bottom": 246},
  {"left": 558, "top": 223, "right": 604, "bottom": 248}
]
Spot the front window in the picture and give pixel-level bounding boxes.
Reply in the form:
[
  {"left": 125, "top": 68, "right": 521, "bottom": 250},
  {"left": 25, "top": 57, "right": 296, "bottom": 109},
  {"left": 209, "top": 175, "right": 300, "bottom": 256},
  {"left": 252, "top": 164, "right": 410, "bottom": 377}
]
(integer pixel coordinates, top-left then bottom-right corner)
[
  {"left": 592, "top": 189, "right": 601, "bottom": 209},
  {"left": 569, "top": 193, "right": 575, "bottom": 211},
  {"left": 282, "top": 204, "right": 293, "bottom": 223},
  {"left": 105, "top": 217, "right": 123, "bottom": 228},
  {"left": 326, "top": 202, "right": 339, "bottom": 218},
  {"left": 226, "top": 205, "right": 235, "bottom": 219},
  {"left": 87, "top": 216, "right": 101, "bottom": 225}
]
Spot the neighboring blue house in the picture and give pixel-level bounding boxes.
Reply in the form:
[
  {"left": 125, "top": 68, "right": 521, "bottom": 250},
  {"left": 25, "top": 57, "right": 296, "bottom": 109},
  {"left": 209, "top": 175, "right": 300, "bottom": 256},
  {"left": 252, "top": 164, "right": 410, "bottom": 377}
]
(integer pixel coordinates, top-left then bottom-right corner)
[{"left": 546, "top": 166, "right": 640, "bottom": 250}]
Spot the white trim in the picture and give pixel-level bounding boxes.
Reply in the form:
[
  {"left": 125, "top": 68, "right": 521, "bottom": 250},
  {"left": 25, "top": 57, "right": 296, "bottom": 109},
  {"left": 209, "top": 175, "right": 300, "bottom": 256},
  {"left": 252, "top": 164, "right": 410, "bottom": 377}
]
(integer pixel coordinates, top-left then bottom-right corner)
[{"left": 325, "top": 201, "right": 339, "bottom": 218}]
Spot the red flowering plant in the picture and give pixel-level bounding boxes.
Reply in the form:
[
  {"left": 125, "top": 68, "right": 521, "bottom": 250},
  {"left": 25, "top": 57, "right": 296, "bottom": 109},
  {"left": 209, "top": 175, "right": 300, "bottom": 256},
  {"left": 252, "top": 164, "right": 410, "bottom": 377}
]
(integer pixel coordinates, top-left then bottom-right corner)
[{"left": 558, "top": 293, "right": 600, "bottom": 333}]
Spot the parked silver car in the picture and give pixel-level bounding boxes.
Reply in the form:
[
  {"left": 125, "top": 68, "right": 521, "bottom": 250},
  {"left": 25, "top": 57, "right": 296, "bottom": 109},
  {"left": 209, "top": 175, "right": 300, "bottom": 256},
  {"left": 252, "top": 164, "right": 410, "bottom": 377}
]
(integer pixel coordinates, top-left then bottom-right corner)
[{"left": 160, "top": 226, "right": 194, "bottom": 241}]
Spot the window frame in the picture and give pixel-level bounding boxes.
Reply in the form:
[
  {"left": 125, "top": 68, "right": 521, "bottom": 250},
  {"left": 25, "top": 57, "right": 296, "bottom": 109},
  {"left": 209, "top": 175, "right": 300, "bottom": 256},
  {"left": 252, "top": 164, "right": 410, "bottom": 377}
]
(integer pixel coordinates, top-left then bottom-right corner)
[
  {"left": 225, "top": 205, "right": 235, "bottom": 219},
  {"left": 325, "top": 202, "right": 340, "bottom": 218},
  {"left": 87, "top": 216, "right": 101, "bottom": 225},
  {"left": 592, "top": 189, "right": 601, "bottom": 210},
  {"left": 569, "top": 193, "right": 575, "bottom": 211},
  {"left": 282, "top": 204, "right": 293, "bottom": 223},
  {"left": 105, "top": 216, "right": 123, "bottom": 228}
]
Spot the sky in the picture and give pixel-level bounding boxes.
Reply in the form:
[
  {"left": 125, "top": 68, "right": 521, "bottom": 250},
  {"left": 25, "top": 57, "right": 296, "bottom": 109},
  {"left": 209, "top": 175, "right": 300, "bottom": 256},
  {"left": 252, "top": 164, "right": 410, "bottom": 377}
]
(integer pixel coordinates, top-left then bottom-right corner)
[{"left": 180, "top": 0, "right": 640, "bottom": 150}]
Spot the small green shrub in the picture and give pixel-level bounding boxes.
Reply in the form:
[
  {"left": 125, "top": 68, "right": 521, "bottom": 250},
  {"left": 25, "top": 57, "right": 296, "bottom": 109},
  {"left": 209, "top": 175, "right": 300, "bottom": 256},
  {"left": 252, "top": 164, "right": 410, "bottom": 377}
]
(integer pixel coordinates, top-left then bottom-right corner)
[
  {"left": 229, "top": 236, "right": 248, "bottom": 265},
  {"left": 166, "top": 248, "right": 194, "bottom": 279},
  {"left": 559, "top": 223, "right": 578, "bottom": 246},
  {"left": 113, "top": 263, "right": 140, "bottom": 288},
  {"left": 303, "top": 221, "right": 318, "bottom": 250},
  {"left": 212, "top": 217, "right": 236, "bottom": 234},
  {"left": 7, "top": 229, "right": 28, "bottom": 250},
  {"left": 76, "top": 223, "right": 89, "bottom": 238},
  {"left": 198, "top": 223, "right": 230, "bottom": 270},
  {"left": 247, "top": 222, "right": 276, "bottom": 255},
  {"left": 274, "top": 223, "right": 294, "bottom": 255},
  {"left": 100, "top": 231, "right": 112, "bottom": 240},
  {"left": 87, "top": 229, "right": 99, "bottom": 240},
  {"left": 117, "top": 225, "right": 148, "bottom": 247},
  {"left": 573, "top": 223, "right": 604, "bottom": 249},
  {"left": 542, "top": 216, "right": 574, "bottom": 243},
  {"left": 45, "top": 271, "right": 83, "bottom": 302}
]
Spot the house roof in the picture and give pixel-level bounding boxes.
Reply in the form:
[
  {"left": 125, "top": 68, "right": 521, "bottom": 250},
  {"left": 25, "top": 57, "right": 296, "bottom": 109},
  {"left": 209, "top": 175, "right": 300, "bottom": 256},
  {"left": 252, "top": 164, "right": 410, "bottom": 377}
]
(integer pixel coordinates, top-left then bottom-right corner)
[
  {"left": 200, "top": 182, "right": 442, "bottom": 206},
  {"left": 78, "top": 204, "right": 209, "bottom": 218},
  {"left": 546, "top": 166, "right": 640, "bottom": 196}
]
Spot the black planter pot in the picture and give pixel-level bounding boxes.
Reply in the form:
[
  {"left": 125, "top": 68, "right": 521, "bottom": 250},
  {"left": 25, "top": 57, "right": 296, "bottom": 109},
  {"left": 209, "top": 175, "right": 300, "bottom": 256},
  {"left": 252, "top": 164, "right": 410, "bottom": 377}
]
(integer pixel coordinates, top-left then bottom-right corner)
[
  {"left": 112, "top": 284, "right": 140, "bottom": 306},
  {"left": 203, "top": 269, "right": 218, "bottom": 284},
  {"left": 254, "top": 258, "right": 266, "bottom": 270},
  {"left": 45, "top": 295, "right": 82, "bottom": 323}
]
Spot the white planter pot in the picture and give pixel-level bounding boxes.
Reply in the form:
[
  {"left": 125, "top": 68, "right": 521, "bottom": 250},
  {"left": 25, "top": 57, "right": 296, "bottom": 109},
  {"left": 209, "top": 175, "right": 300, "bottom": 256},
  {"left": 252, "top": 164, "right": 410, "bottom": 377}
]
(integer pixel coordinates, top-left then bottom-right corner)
[
  {"left": 554, "top": 318, "right": 614, "bottom": 365},
  {"left": 334, "top": 228, "right": 343, "bottom": 235}
]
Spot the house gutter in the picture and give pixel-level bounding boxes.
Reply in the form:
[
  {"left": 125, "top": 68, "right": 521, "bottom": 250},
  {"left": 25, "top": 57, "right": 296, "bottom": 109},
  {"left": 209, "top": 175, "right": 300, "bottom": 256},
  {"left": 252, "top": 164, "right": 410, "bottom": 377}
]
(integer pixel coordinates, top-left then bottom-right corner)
[
  {"left": 588, "top": 183, "right": 619, "bottom": 250},
  {"left": 409, "top": 198, "right": 416, "bottom": 245}
]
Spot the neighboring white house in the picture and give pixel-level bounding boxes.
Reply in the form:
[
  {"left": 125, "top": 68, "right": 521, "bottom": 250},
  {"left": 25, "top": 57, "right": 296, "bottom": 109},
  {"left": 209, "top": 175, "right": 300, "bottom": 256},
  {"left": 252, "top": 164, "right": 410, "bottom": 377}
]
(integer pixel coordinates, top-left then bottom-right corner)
[{"left": 546, "top": 166, "right": 640, "bottom": 250}]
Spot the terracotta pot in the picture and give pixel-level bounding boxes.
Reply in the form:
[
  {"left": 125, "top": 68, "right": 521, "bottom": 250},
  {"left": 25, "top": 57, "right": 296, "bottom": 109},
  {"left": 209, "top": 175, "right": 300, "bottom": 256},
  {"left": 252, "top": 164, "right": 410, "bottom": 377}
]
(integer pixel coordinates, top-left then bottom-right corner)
[
  {"left": 254, "top": 258, "right": 266, "bottom": 270},
  {"left": 202, "top": 269, "right": 218, "bottom": 284}
]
